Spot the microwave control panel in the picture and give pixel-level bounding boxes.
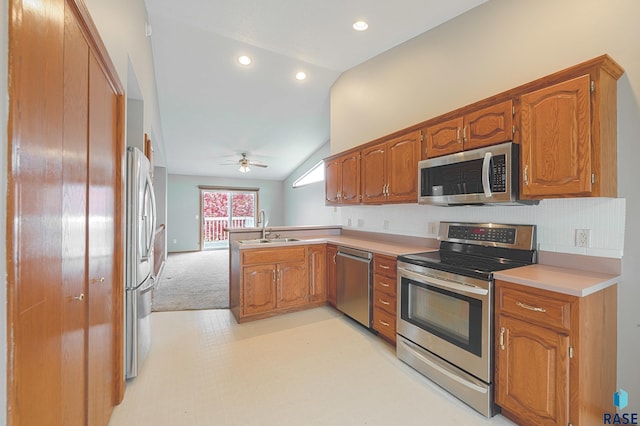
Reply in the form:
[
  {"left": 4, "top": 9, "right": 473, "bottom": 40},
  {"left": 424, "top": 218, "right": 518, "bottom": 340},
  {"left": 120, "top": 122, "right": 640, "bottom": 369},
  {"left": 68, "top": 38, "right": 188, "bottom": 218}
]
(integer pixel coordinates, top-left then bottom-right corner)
[{"left": 491, "top": 155, "right": 507, "bottom": 192}]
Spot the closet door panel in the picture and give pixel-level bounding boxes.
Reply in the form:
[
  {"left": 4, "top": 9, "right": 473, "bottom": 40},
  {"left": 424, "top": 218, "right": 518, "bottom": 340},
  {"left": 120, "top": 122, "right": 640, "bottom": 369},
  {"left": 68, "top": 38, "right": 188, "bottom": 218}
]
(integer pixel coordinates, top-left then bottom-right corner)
[
  {"left": 61, "top": 5, "right": 89, "bottom": 425},
  {"left": 87, "top": 52, "right": 118, "bottom": 426},
  {"left": 8, "top": 0, "right": 65, "bottom": 423}
]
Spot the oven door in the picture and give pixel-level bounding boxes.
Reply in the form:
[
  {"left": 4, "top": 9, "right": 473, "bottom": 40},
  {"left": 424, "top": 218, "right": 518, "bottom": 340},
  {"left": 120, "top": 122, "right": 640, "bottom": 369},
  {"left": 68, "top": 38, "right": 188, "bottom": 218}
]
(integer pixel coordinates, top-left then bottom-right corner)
[{"left": 396, "top": 264, "right": 492, "bottom": 383}]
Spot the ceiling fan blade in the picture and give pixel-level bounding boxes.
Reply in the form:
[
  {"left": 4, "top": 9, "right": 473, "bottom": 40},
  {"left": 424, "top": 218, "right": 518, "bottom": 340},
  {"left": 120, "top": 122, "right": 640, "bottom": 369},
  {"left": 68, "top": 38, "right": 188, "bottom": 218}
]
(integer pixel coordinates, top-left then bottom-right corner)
[{"left": 248, "top": 162, "right": 268, "bottom": 168}]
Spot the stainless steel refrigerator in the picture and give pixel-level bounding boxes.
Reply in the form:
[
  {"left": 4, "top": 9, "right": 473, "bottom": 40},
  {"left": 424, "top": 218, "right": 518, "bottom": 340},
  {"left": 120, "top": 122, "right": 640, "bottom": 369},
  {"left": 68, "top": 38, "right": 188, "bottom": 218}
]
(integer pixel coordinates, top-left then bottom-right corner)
[{"left": 125, "top": 146, "right": 156, "bottom": 379}]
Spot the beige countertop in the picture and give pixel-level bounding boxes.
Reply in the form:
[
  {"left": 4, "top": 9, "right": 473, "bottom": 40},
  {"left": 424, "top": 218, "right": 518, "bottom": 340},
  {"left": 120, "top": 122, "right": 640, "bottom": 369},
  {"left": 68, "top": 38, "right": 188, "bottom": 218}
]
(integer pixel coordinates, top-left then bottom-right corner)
[
  {"left": 233, "top": 234, "right": 434, "bottom": 257},
  {"left": 494, "top": 264, "right": 619, "bottom": 297}
]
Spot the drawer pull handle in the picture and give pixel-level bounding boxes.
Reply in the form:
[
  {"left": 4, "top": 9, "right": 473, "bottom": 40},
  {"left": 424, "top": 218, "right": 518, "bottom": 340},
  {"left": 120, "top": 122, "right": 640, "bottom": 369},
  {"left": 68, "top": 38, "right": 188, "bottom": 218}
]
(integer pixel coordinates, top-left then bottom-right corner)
[
  {"left": 499, "top": 327, "right": 505, "bottom": 350},
  {"left": 379, "top": 282, "right": 391, "bottom": 287},
  {"left": 516, "top": 301, "right": 546, "bottom": 313},
  {"left": 379, "top": 320, "right": 390, "bottom": 327},
  {"left": 379, "top": 265, "right": 390, "bottom": 270},
  {"left": 378, "top": 299, "right": 390, "bottom": 305}
]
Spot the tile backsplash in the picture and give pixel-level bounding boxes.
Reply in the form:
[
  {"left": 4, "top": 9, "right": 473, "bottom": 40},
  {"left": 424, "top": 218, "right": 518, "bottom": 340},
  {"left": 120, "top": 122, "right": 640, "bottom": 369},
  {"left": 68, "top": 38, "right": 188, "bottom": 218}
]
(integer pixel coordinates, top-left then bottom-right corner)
[{"left": 340, "top": 197, "right": 626, "bottom": 258}]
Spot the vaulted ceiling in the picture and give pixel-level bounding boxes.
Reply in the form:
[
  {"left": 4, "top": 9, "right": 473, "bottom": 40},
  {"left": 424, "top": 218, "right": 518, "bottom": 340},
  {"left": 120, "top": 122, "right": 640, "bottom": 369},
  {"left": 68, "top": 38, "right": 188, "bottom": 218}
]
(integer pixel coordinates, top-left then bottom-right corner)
[{"left": 144, "top": 0, "right": 487, "bottom": 180}]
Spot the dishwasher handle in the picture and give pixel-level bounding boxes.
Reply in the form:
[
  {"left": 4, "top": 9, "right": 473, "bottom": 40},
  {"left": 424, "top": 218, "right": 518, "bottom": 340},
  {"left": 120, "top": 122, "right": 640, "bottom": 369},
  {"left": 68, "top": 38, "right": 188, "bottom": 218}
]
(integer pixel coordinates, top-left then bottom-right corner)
[{"left": 337, "top": 248, "right": 372, "bottom": 262}]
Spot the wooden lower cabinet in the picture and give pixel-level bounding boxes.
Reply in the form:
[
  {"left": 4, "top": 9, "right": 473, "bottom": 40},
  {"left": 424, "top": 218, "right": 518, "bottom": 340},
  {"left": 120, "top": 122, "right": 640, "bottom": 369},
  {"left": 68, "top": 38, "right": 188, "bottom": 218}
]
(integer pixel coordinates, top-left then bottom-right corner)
[
  {"left": 495, "top": 280, "right": 617, "bottom": 426},
  {"left": 233, "top": 244, "right": 329, "bottom": 322},
  {"left": 371, "top": 254, "right": 398, "bottom": 344},
  {"left": 308, "top": 245, "right": 327, "bottom": 303},
  {"left": 326, "top": 245, "right": 338, "bottom": 306}
]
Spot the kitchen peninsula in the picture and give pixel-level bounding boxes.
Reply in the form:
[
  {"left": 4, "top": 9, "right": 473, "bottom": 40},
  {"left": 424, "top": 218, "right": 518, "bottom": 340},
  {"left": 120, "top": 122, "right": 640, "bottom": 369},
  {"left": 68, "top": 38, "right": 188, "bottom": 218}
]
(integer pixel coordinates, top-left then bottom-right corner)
[{"left": 227, "top": 225, "right": 436, "bottom": 325}]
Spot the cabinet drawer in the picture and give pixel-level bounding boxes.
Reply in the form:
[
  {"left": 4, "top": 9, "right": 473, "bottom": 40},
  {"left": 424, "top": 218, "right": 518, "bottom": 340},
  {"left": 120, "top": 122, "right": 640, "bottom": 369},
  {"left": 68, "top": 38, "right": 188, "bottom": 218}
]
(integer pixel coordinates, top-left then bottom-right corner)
[
  {"left": 242, "top": 247, "right": 306, "bottom": 265},
  {"left": 373, "top": 273, "right": 396, "bottom": 297},
  {"left": 373, "top": 254, "right": 397, "bottom": 278},
  {"left": 373, "top": 308, "right": 396, "bottom": 343},
  {"left": 497, "top": 285, "right": 573, "bottom": 331},
  {"left": 373, "top": 289, "right": 396, "bottom": 316}
]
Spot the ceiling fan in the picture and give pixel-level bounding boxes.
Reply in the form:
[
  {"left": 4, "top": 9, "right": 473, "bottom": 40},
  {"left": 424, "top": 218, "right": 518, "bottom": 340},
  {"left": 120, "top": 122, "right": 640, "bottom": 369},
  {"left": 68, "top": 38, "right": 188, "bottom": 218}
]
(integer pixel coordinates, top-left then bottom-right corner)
[{"left": 220, "top": 153, "right": 268, "bottom": 173}]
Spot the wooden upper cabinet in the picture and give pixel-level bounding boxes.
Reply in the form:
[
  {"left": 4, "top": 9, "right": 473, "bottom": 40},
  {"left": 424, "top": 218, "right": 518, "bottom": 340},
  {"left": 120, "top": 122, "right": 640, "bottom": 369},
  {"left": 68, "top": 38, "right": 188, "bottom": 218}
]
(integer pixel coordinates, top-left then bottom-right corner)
[
  {"left": 519, "top": 56, "right": 623, "bottom": 199},
  {"left": 465, "top": 100, "right": 514, "bottom": 150},
  {"left": 423, "top": 116, "right": 464, "bottom": 158},
  {"left": 423, "top": 100, "right": 514, "bottom": 159},
  {"left": 362, "top": 130, "right": 421, "bottom": 204},
  {"left": 340, "top": 153, "right": 361, "bottom": 203},
  {"left": 520, "top": 75, "right": 594, "bottom": 198},
  {"left": 324, "top": 152, "right": 361, "bottom": 205},
  {"left": 362, "top": 142, "right": 387, "bottom": 203}
]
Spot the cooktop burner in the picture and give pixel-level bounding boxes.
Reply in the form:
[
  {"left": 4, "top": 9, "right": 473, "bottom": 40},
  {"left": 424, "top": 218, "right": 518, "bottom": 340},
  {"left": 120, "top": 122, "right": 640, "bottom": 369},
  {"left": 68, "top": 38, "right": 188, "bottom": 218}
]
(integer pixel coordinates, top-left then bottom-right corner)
[{"left": 398, "top": 222, "right": 537, "bottom": 280}]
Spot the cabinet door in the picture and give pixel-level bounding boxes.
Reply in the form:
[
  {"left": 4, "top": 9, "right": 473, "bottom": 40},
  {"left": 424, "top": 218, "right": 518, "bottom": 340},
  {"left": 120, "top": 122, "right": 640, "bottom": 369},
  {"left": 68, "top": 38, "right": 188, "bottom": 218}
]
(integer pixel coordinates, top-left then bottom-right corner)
[
  {"left": 424, "top": 116, "right": 464, "bottom": 158},
  {"left": 520, "top": 74, "right": 592, "bottom": 198},
  {"left": 277, "top": 261, "right": 309, "bottom": 309},
  {"left": 340, "top": 153, "right": 361, "bottom": 204},
  {"left": 243, "top": 264, "right": 277, "bottom": 315},
  {"left": 496, "top": 315, "right": 569, "bottom": 426},
  {"left": 326, "top": 245, "right": 338, "bottom": 307},
  {"left": 362, "top": 142, "right": 387, "bottom": 204},
  {"left": 308, "top": 245, "right": 327, "bottom": 303},
  {"left": 324, "top": 158, "right": 341, "bottom": 204},
  {"left": 387, "top": 131, "right": 421, "bottom": 202},
  {"left": 464, "top": 100, "right": 513, "bottom": 150}
]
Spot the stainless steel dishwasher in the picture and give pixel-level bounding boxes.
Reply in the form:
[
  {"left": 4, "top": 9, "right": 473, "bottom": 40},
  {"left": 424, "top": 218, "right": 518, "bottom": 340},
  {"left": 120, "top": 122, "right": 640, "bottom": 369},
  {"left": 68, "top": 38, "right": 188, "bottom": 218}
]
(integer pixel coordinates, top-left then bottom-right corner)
[{"left": 336, "top": 246, "right": 372, "bottom": 328}]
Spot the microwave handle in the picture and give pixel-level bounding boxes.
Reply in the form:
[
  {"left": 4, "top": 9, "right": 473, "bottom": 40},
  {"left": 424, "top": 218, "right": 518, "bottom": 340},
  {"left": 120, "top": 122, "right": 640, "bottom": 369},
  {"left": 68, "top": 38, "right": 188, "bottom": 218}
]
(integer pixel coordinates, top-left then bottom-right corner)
[{"left": 481, "top": 152, "right": 492, "bottom": 198}]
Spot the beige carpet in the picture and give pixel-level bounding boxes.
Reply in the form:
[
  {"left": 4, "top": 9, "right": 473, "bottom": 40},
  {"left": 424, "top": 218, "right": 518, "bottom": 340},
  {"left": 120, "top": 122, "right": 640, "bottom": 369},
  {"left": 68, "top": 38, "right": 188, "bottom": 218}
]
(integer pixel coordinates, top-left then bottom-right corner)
[{"left": 152, "top": 249, "right": 229, "bottom": 311}]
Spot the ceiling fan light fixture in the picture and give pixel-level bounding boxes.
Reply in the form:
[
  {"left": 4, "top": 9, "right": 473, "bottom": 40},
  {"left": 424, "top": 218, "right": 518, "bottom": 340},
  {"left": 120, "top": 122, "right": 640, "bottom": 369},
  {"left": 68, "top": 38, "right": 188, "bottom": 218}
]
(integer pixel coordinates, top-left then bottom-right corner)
[
  {"left": 237, "top": 55, "right": 252, "bottom": 66},
  {"left": 238, "top": 164, "right": 250, "bottom": 173},
  {"left": 352, "top": 20, "right": 368, "bottom": 31}
]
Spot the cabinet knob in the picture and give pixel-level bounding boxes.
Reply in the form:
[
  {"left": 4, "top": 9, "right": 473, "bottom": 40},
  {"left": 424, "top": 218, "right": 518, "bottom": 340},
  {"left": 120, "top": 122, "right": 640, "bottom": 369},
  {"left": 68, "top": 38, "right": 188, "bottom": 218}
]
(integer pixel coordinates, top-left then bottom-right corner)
[
  {"left": 523, "top": 164, "right": 529, "bottom": 186},
  {"left": 499, "top": 326, "right": 505, "bottom": 350},
  {"left": 91, "top": 277, "right": 105, "bottom": 284},
  {"left": 72, "top": 293, "right": 85, "bottom": 302}
]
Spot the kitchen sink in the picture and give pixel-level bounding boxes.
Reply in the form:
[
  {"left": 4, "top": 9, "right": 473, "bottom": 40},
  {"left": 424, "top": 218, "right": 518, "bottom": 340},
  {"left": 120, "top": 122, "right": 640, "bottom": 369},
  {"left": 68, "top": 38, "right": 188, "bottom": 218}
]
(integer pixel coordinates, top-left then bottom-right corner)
[{"left": 238, "top": 237, "right": 301, "bottom": 244}]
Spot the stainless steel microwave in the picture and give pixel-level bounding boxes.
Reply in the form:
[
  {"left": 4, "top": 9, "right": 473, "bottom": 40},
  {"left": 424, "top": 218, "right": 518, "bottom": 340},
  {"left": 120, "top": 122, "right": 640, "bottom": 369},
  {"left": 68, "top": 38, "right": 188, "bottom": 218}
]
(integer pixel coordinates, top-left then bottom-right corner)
[{"left": 418, "top": 142, "right": 527, "bottom": 205}]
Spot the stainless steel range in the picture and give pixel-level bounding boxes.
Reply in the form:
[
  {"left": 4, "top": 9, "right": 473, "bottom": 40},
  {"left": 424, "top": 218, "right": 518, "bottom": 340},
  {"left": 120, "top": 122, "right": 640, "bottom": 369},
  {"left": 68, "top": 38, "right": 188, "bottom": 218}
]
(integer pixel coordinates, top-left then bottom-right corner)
[{"left": 396, "top": 222, "right": 536, "bottom": 417}]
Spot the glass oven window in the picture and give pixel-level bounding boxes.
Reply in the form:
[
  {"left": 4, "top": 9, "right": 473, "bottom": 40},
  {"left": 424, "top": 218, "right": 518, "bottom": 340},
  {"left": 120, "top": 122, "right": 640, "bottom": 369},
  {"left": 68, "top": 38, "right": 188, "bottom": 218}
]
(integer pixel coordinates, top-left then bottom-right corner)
[{"left": 401, "top": 276, "right": 483, "bottom": 356}]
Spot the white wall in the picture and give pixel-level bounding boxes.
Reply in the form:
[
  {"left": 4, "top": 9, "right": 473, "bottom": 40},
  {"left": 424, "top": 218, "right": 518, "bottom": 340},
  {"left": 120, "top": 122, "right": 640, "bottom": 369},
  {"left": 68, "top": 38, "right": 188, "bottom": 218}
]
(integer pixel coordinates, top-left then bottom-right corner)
[
  {"left": 331, "top": 0, "right": 640, "bottom": 410},
  {"left": 167, "top": 174, "right": 285, "bottom": 252},
  {"left": 83, "top": 0, "right": 166, "bottom": 165},
  {"left": 0, "top": 0, "right": 8, "bottom": 422},
  {"left": 283, "top": 142, "right": 341, "bottom": 226}
]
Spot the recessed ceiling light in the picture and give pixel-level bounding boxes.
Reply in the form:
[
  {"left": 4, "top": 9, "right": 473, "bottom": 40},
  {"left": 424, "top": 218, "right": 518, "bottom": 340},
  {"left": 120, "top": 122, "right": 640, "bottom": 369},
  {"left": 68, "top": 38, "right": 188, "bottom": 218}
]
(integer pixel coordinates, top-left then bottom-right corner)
[
  {"left": 237, "top": 55, "right": 252, "bottom": 66},
  {"left": 352, "top": 21, "right": 368, "bottom": 31},
  {"left": 295, "top": 71, "right": 307, "bottom": 81}
]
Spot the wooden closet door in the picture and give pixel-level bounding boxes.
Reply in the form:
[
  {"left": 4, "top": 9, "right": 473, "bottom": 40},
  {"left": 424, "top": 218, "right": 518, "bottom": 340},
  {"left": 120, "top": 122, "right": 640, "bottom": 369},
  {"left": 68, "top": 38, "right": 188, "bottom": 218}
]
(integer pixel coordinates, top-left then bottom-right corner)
[
  {"left": 7, "top": 0, "right": 66, "bottom": 423},
  {"left": 62, "top": 5, "right": 89, "bottom": 425},
  {"left": 87, "top": 52, "right": 118, "bottom": 425}
]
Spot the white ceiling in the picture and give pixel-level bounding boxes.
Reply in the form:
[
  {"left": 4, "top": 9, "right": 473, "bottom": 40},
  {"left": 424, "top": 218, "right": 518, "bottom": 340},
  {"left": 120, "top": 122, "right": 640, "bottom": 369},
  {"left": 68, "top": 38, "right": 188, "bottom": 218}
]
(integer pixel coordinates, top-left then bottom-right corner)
[{"left": 144, "top": 0, "right": 487, "bottom": 180}]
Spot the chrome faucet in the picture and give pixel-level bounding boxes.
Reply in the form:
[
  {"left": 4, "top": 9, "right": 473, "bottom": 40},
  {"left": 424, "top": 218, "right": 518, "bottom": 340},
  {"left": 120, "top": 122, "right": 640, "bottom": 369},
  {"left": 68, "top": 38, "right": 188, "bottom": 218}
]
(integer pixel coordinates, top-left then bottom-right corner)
[{"left": 259, "top": 210, "right": 269, "bottom": 240}]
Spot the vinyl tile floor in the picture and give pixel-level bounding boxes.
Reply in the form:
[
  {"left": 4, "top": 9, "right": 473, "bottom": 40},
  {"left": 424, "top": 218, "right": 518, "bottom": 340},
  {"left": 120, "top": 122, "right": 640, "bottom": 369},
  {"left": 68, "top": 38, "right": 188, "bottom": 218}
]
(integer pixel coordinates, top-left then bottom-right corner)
[{"left": 109, "top": 307, "right": 516, "bottom": 426}]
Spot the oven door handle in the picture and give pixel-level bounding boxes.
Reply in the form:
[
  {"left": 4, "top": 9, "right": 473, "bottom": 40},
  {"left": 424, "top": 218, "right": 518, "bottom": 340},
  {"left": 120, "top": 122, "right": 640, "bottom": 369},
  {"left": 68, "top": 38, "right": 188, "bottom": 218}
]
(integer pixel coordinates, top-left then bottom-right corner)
[
  {"left": 400, "top": 269, "right": 489, "bottom": 297},
  {"left": 482, "top": 151, "right": 492, "bottom": 198}
]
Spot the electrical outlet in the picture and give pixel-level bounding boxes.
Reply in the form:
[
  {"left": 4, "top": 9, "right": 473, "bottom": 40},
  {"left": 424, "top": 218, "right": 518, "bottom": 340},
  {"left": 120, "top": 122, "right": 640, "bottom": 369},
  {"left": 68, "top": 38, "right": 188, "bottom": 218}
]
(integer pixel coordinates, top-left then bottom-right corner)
[
  {"left": 347, "top": 218, "right": 352, "bottom": 227},
  {"left": 383, "top": 220, "right": 390, "bottom": 230},
  {"left": 173, "top": 239, "right": 177, "bottom": 244},
  {"left": 357, "top": 219, "right": 364, "bottom": 227},
  {"left": 575, "top": 229, "right": 591, "bottom": 248}
]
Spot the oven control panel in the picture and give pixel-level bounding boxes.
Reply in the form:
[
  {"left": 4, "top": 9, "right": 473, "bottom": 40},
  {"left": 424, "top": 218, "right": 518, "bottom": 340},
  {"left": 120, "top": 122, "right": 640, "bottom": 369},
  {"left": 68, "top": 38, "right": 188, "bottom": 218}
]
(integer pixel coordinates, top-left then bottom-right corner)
[
  {"left": 448, "top": 225, "right": 516, "bottom": 244},
  {"left": 440, "top": 222, "right": 535, "bottom": 250}
]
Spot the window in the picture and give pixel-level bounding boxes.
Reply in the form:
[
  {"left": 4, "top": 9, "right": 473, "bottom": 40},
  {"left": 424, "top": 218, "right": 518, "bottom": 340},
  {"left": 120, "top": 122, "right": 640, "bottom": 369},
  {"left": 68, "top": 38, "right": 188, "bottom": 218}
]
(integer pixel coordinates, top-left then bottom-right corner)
[
  {"left": 292, "top": 161, "right": 324, "bottom": 188},
  {"left": 199, "top": 187, "right": 258, "bottom": 249}
]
